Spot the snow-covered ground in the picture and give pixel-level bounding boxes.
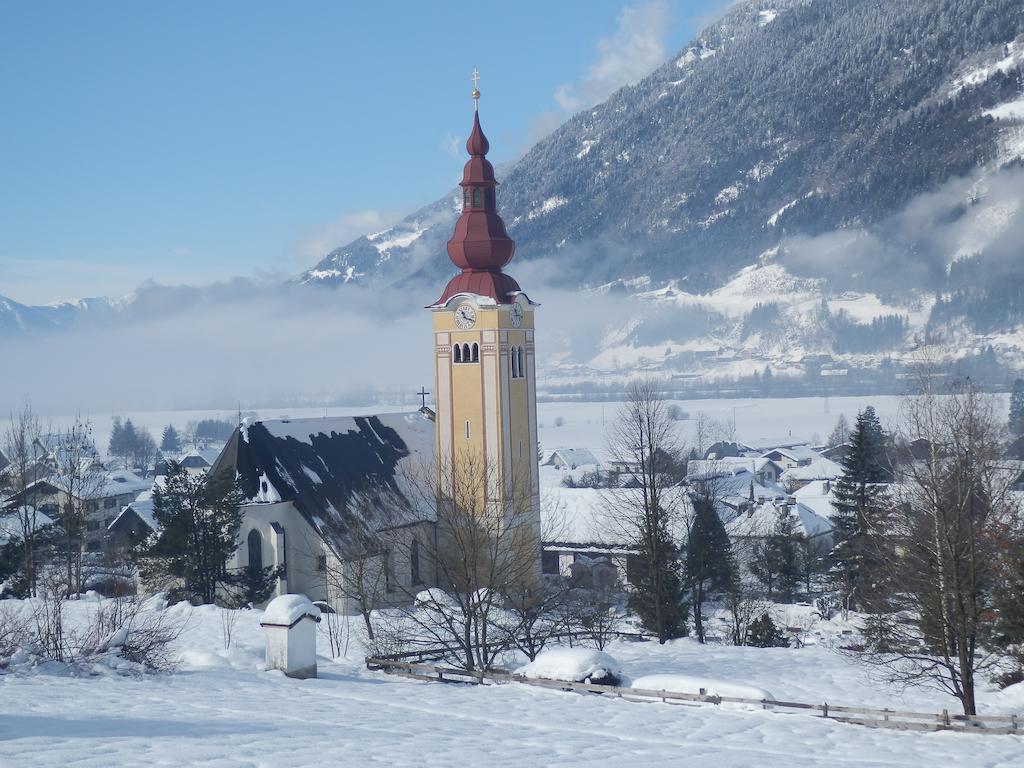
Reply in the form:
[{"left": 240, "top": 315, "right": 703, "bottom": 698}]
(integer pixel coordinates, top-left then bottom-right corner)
[
  {"left": 35, "top": 393, "right": 921, "bottom": 465},
  {"left": 2, "top": 599, "right": 1022, "bottom": 767}
]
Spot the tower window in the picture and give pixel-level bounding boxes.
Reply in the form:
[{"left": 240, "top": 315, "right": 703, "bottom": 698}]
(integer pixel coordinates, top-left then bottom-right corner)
[
  {"left": 473, "top": 188, "right": 482, "bottom": 208},
  {"left": 410, "top": 537, "right": 420, "bottom": 585},
  {"left": 519, "top": 440, "right": 523, "bottom": 458},
  {"left": 463, "top": 343, "right": 471, "bottom": 362},
  {"left": 471, "top": 342, "right": 479, "bottom": 362},
  {"left": 465, "top": 420, "right": 471, "bottom": 439},
  {"left": 485, "top": 188, "right": 495, "bottom": 209},
  {"left": 463, "top": 188, "right": 471, "bottom": 210},
  {"left": 511, "top": 345, "right": 525, "bottom": 379},
  {"left": 453, "top": 344, "right": 462, "bottom": 363}
]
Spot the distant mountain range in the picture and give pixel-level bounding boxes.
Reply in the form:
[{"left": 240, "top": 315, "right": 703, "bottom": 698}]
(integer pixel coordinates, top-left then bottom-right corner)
[{"left": 5, "top": 0, "right": 1024, "bottom": 393}]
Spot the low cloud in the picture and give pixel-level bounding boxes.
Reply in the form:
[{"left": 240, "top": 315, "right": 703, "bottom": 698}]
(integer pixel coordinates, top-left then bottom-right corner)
[
  {"left": 299, "top": 209, "right": 401, "bottom": 264},
  {"left": 0, "top": 260, "right": 641, "bottom": 417},
  {"left": 554, "top": 0, "right": 672, "bottom": 113},
  {"left": 780, "top": 167, "right": 1024, "bottom": 294}
]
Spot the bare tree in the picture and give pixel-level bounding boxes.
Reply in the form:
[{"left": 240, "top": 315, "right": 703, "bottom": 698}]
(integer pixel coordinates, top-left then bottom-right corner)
[
  {"left": 385, "top": 452, "right": 541, "bottom": 670},
  {"left": 50, "top": 417, "right": 106, "bottom": 597},
  {"left": 1, "top": 402, "right": 50, "bottom": 596},
  {"left": 602, "top": 379, "right": 688, "bottom": 643},
  {"left": 864, "top": 375, "right": 1019, "bottom": 715}
]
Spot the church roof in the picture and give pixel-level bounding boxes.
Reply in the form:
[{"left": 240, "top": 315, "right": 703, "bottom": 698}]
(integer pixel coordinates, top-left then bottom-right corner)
[
  {"left": 211, "top": 411, "right": 436, "bottom": 557},
  {"left": 434, "top": 96, "right": 522, "bottom": 306}
]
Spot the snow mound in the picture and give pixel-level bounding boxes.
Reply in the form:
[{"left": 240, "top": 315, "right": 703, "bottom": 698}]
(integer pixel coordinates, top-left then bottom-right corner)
[
  {"left": 629, "top": 674, "right": 775, "bottom": 702},
  {"left": 517, "top": 647, "right": 621, "bottom": 685},
  {"left": 260, "top": 594, "right": 321, "bottom": 627}
]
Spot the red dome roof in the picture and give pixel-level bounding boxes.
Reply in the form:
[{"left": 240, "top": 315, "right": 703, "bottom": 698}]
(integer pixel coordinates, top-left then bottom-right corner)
[{"left": 435, "top": 107, "right": 520, "bottom": 306}]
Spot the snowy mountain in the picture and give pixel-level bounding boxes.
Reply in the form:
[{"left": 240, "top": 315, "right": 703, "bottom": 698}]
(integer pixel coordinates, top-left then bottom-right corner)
[
  {"left": 4, "top": 0, "right": 1023, "bottom": 395},
  {"left": 296, "top": 0, "right": 1024, "bottom": 384},
  {"left": 0, "top": 294, "right": 122, "bottom": 336}
]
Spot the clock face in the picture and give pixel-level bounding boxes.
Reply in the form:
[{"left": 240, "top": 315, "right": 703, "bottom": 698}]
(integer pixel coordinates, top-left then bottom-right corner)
[
  {"left": 509, "top": 302, "right": 524, "bottom": 328},
  {"left": 454, "top": 303, "right": 477, "bottom": 329}
]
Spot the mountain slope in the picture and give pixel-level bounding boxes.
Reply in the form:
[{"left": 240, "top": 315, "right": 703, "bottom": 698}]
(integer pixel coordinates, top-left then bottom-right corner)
[{"left": 302, "top": 0, "right": 1024, "bottom": 297}]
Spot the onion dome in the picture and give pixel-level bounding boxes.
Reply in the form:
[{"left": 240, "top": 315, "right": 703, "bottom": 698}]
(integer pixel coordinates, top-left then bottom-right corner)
[{"left": 434, "top": 95, "right": 520, "bottom": 305}]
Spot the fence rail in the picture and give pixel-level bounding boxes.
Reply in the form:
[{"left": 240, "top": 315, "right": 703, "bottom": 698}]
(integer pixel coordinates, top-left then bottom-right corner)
[{"left": 365, "top": 656, "right": 1022, "bottom": 736}]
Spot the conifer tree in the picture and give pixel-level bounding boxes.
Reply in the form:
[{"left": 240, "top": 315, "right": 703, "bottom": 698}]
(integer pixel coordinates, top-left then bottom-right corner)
[
  {"left": 830, "top": 406, "right": 890, "bottom": 611},
  {"left": 686, "top": 493, "right": 736, "bottom": 643},
  {"left": 749, "top": 506, "right": 803, "bottom": 602},
  {"left": 142, "top": 462, "right": 248, "bottom": 604},
  {"left": 160, "top": 424, "right": 181, "bottom": 453}
]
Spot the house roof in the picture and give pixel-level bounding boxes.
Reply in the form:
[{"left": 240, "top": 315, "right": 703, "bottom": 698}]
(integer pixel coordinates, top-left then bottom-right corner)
[
  {"left": 726, "top": 500, "right": 833, "bottom": 540},
  {"left": 544, "top": 448, "right": 600, "bottom": 469},
  {"left": 687, "top": 458, "right": 780, "bottom": 481},
  {"left": 99, "top": 470, "right": 151, "bottom": 499},
  {"left": 211, "top": 411, "right": 435, "bottom": 557},
  {"left": 779, "top": 457, "right": 844, "bottom": 483},
  {"left": 0, "top": 507, "right": 55, "bottom": 544},
  {"left": 761, "top": 444, "right": 821, "bottom": 463}
]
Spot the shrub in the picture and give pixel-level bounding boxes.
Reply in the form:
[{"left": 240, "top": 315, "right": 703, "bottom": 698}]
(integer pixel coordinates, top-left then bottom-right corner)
[{"left": 746, "top": 613, "right": 788, "bottom": 648}]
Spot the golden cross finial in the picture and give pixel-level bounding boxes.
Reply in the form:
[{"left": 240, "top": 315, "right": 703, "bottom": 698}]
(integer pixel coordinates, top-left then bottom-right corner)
[{"left": 471, "top": 67, "right": 481, "bottom": 111}]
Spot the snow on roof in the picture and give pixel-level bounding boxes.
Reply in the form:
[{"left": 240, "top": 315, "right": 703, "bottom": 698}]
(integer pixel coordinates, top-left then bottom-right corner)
[
  {"left": 687, "top": 457, "right": 779, "bottom": 481},
  {"left": 260, "top": 594, "right": 321, "bottom": 627},
  {"left": 544, "top": 448, "right": 600, "bottom": 469},
  {"left": 726, "top": 500, "right": 833, "bottom": 540},
  {"left": 780, "top": 457, "right": 843, "bottom": 482},
  {"left": 215, "top": 411, "right": 435, "bottom": 557},
  {"left": 109, "top": 489, "right": 156, "bottom": 532},
  {"left": 791, "top": 480, "right": 838, "bottom": 524},
  {"left": 99, "top": 470, "right": 151, "bottom": 498},
  {"left": 761, "top": 444, "right": 821, "bottom": 463},
  {"left": 0, "top": 507, "right": 55, "bottom": 544}
]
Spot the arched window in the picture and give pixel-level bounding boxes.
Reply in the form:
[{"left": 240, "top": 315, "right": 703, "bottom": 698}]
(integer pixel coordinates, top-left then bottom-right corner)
[
  {"left": 462, "top": 343, "right": 471, "bottom": 362},
  {"left": 410, "top": 537, "right": 420, "bottom": 585},
  {"left": 454, "top": 344, "right": 462, "bottom": 363},
  {"left": 463, "top": 188, "right": 471, "bottom": 209},
  {"left": 485, "top": 189, "right": 495, "bottom": 209},
  {"left": 473, "top": 188, "right": 482, "bottom": 208},
  {"left": 247, "top": 529, "right": 263, "bottom": 572},
  {"left": 518, "top": 347, "right": 525, "bottom": 378},
  {"left": 471, "top": 343, "right": 479, "bottom": 362},
  {"left": 510, "top": 346, "right": 519, "bottom": 378}
]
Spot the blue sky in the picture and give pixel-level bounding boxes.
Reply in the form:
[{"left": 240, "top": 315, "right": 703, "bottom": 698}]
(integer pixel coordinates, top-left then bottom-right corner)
[{"left": 0, "top": 1, "right": 727, "bottom": 304}]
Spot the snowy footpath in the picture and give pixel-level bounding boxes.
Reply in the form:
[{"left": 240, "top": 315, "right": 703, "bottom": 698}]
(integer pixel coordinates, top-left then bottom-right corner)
[{"left": 2, "top": 603, "right": 1022, "bottom": 768}]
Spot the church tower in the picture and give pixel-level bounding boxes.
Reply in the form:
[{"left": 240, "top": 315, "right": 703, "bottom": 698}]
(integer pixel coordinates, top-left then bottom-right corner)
[{"left": 429, "top": 76, "right": 540, "bottom": 544}]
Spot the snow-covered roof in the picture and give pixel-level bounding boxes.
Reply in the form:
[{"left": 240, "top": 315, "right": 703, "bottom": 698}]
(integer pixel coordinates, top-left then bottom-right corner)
[
  {"left": 212, "top": 411, "right": 436, "bottom": 557},
  {"left": 109, "top": 488, "right": 156, "bottom": 532},
  {"left": 687, "top": 457, "right": 780, "bottom": 481},
  {"left": 0, "top": 507, "right": 55, "bottom": 544},
  {"left": 544, "top": 448, "right": 600, "bottom": 469},
  {"left": 99, "top": 470, "right": 151, "bottom": 499},
  {"left": 761, "top": 444, "right": 821, "bottom": 464},
  {"left": 726, "top": 500, "right": 833, "bottom": 540},
  {"left": 791, "top": 480, "right": 838, "bottom": 524},
  {"left": 779, "top": 457, "right": 843, "bottom": 483}
]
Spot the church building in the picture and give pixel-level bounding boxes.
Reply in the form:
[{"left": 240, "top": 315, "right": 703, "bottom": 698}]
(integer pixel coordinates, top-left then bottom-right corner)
[{"left": 211, "top": 81, "right": 541, "bottom": 609}]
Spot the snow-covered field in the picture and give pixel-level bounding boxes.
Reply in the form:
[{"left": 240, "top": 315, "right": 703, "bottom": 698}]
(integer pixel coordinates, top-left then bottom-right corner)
[
  {"left": 37, "top": 393, "right": 925, "bottom": 464},
  {"left": 2, "top": 599, "right": 1022, "bottom": 767}
]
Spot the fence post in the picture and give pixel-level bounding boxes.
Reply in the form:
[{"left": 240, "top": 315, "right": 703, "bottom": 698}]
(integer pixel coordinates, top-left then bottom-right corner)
[
  {"left": 822, "top": 702, "right": 829, "bottom": 719},
  {"left": 883, "top": 708, "right": 889, "bottom": 722},
  {"left": 942, "top": 709, "right": 950, "bottom": 728},
  {"left": 1012, "top": 714, "right": 1018, "bottom": 732}
]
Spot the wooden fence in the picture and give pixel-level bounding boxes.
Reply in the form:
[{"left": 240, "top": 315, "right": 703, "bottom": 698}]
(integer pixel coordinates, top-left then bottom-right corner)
[{"left": 365, "top": 656, "right": 1022, "bottom": 736}]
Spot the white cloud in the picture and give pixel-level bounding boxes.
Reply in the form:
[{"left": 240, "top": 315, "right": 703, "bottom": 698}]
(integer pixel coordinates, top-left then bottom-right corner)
[
  {"left": 441, "top": 132, "right": 462, "bottom": 159},
  {"left": 300, "top": 209, "right": 401, "bottom": 263},
  {"left": 554, "top": 0, "right": 672, "bottom": 113}
]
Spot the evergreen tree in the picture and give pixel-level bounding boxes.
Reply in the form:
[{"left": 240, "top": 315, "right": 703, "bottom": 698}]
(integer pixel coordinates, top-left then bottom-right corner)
[
  {"left": 827, "top": 414, "right": 850, "bottom": 449},
  {"left": 686, "top": 493, "right": 736, "bottom": 643},
  {"left": 160, "top": 424, "right": 181, "bottom": 453},
  {"left": 142, "top": 462, "right": 248, "bottom": 604},
  {"left": 830, "top": 406, "right": 891, "bottom": 611},
  {"left": 108, "top": 416, "right": 126, "bottom": 461},
  {"left": 627, "top": 527, "right": 689, "bottom": 641},
  {"left": 747, "top": 613, "right": 788, "bottom": 648},
  {"left": 1009, "top": 379, "right": 1024, "bottom": 437},
  {"left": 749, "top": 506, "right": 803, "bottom": 602}
]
